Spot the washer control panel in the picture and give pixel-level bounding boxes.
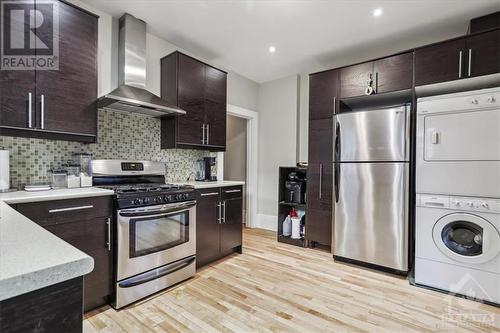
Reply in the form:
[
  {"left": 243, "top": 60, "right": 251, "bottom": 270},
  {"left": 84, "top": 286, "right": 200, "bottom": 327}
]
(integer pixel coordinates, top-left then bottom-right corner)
[{"left": 417, "top": 194, "right": 500, "bottom": 213}]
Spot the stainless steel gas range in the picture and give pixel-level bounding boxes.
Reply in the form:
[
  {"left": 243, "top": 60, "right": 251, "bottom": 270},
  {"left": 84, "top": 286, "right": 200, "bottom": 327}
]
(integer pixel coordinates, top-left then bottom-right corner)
[{"left": 92, "top": 160, "right": 196, "bottom": 309}]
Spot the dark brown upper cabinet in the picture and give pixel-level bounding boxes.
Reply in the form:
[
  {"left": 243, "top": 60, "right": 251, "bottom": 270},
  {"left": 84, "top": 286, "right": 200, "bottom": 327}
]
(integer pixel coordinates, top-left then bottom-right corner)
[
  {"left": 373, "top": 52, "right": 414, "bottom": 94},
  {"left": 309, "top": 70, "right": 339, "bottom": 119},
  {"left": 415, "top": 29, "right": 500, "bottom": 86},
  {"left": 339, "top": 62, "right": 373, "bottom": 98},
  {"left": 0, "top": 1, "right": 98, "bottom": 143},
  {"left": 415, "top": 39, "right": 467, "bottom": 86},
  {"left": 161, "top": 52, "right": 227, "bottom": 151},
  {"left": 340, "top": 52, "right": 413, "bottom": 98},
  {"left": 466, "top": 29, "right": 500, "bottom": 78}
]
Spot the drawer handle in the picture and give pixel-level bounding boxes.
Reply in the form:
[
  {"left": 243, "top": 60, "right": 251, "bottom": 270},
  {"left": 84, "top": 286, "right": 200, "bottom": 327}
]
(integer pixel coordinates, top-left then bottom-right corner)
[
  {"left": 225, "top": 189, "right": 241, "bottom": 193},
  {"left": 48, "top": 205, "right": 94, "bottom": 213},
  {"left": 200, "top": 192, "right": 219, "bottom": 197}
]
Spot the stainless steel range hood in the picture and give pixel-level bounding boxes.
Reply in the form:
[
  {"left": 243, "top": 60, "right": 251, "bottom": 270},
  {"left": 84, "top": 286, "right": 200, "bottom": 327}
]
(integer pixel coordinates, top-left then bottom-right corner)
[{"left": 98, "top": 14, "right": 185, "bottom": 117}]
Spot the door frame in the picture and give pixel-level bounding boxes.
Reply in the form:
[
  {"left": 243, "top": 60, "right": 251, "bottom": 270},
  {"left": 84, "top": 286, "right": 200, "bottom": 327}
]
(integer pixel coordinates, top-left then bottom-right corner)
[{"left": 217, "top": 104, "right": 258, "bottom": 228}]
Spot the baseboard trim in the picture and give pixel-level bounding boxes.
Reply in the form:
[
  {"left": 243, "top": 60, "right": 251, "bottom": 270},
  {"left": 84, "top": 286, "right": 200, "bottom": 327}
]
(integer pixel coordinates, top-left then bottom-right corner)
[{"left": 254, "top": 214, "right": 277, "bottom": 231}]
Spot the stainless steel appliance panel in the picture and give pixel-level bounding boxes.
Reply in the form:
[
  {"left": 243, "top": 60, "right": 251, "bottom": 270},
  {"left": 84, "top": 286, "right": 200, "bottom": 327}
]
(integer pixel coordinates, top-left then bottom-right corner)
[
  {"left": 115, "top": 255, "right": 195, "bottom": 309},
  {"left": 334, "top": 162, "right": 409, "bottom": 271},
  {"left": 416, "top": 88, "right": 500, "bottom": 197},
  {"left": 335, "top": 105, "right": 409, "bottom": 162},
  {"left": 117, "top": 201, "right": 196, "bottom": 281}
]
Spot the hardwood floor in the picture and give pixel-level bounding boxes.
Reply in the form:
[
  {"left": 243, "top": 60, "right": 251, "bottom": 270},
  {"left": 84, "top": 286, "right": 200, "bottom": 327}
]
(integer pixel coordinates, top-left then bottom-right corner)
[{"left": 84, "top": 228, "right": 500, "bottom": 333}]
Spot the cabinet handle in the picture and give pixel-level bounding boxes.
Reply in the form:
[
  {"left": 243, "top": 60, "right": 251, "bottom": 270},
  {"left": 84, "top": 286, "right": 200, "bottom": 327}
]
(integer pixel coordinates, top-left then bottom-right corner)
[
  {"left": 201, "top": 124, "right": 206, "bottom": 144},
  {"left": 48, "top": 205, "right": 94, "bottom": 213},
  {"left": 319, "top": 163, "right": 323, "bottom": 200},
  {"left": 106, "top": 217, "right": 111, "bottom": 251},
  {"left": 28, "top": 92, "right": 32, "bottom": 128},
  {"left": 458, "top": 50, "right": 462, "bottom": 78},
  {"left": 217, "top": 201, "right": 222, "bottom": 224},
  {"left": 375, "top": 72, "right": 378, "bottom": 93},
  {"left": 206, "top": 124, "right": 210, "bottom": 145},
  {"left": 224, "top": 189, "right": 241, "bottom": 193},
  {"left": 200, "top": 192, "right": 219, "bottom": 197},
  {"left": 333, "top": 96, "right": 336, "bottom": 115},
  {"left": 468, "top": 49, "right": 472, "bottom": 77},
  {"left": 40, "top": 94, "right": 45, "bottom": 129},
  {"left": 222, "top": 201, "right": 226, "bottom": 223}
]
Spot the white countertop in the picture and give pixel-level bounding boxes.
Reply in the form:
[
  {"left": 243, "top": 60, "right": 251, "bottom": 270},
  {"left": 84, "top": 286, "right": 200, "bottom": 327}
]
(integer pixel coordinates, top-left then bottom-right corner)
[
  {"left": 176, "top": 180, "right": 245, "bottom": 189},
  {"left": 0, "top": 187, "right": 114, "bottom": 301}
]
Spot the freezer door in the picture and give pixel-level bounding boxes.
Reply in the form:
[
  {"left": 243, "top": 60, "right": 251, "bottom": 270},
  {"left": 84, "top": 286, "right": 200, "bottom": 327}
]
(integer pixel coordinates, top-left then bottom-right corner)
[
  {"left": 335, "top": 106, "right": 409, "bottom": 162},
  {"left": 334, "top": 162, "right": 408, "bottom": 271}
]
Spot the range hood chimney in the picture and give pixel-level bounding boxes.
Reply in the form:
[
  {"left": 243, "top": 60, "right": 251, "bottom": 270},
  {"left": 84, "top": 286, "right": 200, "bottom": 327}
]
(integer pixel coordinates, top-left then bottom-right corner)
[{"left": 98, "top": 14, "right": 186, "bottom": 117}]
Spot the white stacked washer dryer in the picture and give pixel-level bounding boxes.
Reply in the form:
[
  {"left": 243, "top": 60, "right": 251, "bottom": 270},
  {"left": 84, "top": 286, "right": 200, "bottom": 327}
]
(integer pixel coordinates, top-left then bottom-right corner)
[{"left": 415, "top": 87, "right": 500, "bottom": 304}]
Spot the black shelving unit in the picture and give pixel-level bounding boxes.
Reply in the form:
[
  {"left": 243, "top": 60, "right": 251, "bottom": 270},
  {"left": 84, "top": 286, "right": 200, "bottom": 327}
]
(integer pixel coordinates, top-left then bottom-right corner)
[{"left": 277, "top": 166, "right": 307, "bottom": 247}]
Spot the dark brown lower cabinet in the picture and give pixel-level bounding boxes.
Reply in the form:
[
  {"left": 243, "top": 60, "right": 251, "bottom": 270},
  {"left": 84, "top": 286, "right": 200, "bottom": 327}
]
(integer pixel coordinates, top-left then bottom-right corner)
[
  {"left": 221, "top": 193, "right": 243, "bottom": 252},
  {"left": 14, "top": 196, "right": 113, "bottom": 312},
  {"left": 0, "top": 277, "right": 83, "bottom": 333},
  {"left": 196, "top": 186, "right": 243, "bottom": 267},
  {"left": 306, "top": 163, "right": 333, "bottom": 246}
]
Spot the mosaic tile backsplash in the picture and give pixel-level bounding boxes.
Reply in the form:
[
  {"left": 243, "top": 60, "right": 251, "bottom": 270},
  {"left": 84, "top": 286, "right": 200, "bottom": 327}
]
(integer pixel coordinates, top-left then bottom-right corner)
[{"left": 0, "top": 109, "right": 215, "bottom": 189}]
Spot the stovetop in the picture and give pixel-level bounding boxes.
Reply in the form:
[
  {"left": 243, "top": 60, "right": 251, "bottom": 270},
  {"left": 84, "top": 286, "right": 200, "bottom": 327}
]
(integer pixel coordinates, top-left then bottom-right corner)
[
  {"left": 99, "top": 183, "right": 194, "bottom": 195},
  {"left": 98, "top": 183, "right": 196, "bottom": 209}
]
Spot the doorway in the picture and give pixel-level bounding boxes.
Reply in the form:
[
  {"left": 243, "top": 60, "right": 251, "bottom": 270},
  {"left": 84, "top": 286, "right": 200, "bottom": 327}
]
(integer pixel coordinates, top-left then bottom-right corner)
[
  {"left": 224, "top": 115, "right": 248, "bottom": 223},
  {"left": 217, "top": 104, "right": 258, "bottom": 228}
]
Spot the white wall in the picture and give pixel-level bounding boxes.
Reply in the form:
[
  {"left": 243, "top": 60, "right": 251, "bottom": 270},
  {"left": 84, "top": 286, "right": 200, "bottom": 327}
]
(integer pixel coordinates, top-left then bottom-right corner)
[
  {"left": 256, "top": 75, "right": 299, "bottom": 229},
  {"left": 67, "top": 0, "right": 259, "bottom": 110},
  {"left": 228, "top": 72, "right": 259, "bottom": 111}
]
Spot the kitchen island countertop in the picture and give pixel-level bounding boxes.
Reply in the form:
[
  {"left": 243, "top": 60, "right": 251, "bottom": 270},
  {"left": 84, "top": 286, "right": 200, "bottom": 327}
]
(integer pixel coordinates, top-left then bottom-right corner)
[{"left": 0, "top": 187, "right": 114, "bottom": 301}]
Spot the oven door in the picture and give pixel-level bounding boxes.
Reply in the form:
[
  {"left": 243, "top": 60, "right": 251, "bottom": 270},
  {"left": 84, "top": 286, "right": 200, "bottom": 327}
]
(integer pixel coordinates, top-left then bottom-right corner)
[{"left": 117, "top": 201, "right": 196, "bottom": 281}]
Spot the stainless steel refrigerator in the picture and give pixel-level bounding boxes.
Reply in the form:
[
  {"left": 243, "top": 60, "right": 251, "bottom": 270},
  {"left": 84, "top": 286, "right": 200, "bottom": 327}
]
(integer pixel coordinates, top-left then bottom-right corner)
[{"left": 333, "top": 104, "right": 410, "bottom": 272}]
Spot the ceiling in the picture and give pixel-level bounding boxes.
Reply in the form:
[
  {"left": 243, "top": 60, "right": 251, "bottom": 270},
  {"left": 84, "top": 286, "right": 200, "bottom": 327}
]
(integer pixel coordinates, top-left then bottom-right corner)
[{"left": 81, "top": 0, "right": 500, "bottom": 83}]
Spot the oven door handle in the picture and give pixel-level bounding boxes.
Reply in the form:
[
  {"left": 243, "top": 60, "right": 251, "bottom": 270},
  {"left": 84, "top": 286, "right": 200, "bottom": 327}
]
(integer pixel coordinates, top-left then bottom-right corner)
[
  {"left": 118, "top": 256, "right": 195, "bottom": 288},
  {"left": 119, "top": 200, "right": 196, "bottom": 217}
]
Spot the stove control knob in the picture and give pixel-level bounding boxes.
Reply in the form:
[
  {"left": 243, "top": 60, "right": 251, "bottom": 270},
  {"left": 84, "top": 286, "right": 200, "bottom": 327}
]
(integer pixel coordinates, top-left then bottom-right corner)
[
  {"left": 175, "top": 194, "right": 181, "bottom": 200},
  {"left": 481, "top": 202, "right": 489, "bottom": 209},
  {"left": 487, "top": 96, "right": 496, "bottom": 103},
  {"left": 133, "top": 198, "right": 142, "bottom": 205},
  {"left": 467, "top": 201, "right": 474, "bottom": 208},
  {"left": 453, "top": 200, "right": 461, "bottom": 207},
  {"left": 471, "top": 98, "right": 479, "bottom": 105},
  {"left": 143, "top": 197, "right": 151, "bottom": 204},
  {"left": 183, "top": 193, "right": 189, "bottom": 200},
  {"left": 165, "top": 195, "right": 172, "bottom": 202}
]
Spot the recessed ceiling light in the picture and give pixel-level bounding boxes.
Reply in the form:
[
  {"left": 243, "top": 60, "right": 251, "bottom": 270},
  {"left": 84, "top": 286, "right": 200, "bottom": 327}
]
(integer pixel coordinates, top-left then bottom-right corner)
[
  {"left": 268, "top": 46, "right": 276, "bottom": 53},
  {"left": 373, "top": 8, "right": 383, "bottom": 17}
]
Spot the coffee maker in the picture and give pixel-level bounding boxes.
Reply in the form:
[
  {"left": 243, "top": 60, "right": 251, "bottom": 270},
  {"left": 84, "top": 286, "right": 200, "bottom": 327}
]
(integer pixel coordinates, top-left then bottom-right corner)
[{"left": 195, "top": 157, "right": 217, "bottom": 181}]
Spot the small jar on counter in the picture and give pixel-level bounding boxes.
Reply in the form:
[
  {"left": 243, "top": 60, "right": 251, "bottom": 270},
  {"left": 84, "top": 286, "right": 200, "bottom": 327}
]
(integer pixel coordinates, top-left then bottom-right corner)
[
  {"left": 49, "top": 169, "right": 68, "bottom": 189},
  {"left": 65, "top": 163, "right": 81, "bottom": 188}
]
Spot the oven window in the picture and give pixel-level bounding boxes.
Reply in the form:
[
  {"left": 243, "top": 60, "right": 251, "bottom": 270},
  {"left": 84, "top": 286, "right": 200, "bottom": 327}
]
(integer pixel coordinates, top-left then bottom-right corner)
[{"left": 129, "top": 211, "right": 189, "bottom": 258}]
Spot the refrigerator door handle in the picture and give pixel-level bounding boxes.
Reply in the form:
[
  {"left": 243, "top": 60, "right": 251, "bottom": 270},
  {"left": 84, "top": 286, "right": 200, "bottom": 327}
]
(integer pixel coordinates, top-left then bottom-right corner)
[
  {"left": 334, "top": 163, "right": 340, "bottom": 203},
  {"left": 334, "top": 120, "right": 341, "bottom": 162}
]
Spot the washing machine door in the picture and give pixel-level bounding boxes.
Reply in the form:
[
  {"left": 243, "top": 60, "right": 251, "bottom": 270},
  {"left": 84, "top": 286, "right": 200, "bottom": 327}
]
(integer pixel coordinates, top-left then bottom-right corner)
[{"left": 433, "top": 213, "right": 500, "bottom": 264}]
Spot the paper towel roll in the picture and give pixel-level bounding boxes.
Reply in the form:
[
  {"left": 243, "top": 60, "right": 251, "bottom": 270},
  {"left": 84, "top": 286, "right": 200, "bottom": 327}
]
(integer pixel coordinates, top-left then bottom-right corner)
[{"left": 0, "top": 149, "right": 10, "bottom": 191}]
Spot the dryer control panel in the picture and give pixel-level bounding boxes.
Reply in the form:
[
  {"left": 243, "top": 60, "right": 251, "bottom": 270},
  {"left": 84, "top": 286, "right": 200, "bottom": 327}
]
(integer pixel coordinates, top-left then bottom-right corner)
[{"left": 417, "top": 194, "right": 500, "bottom": 213}]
